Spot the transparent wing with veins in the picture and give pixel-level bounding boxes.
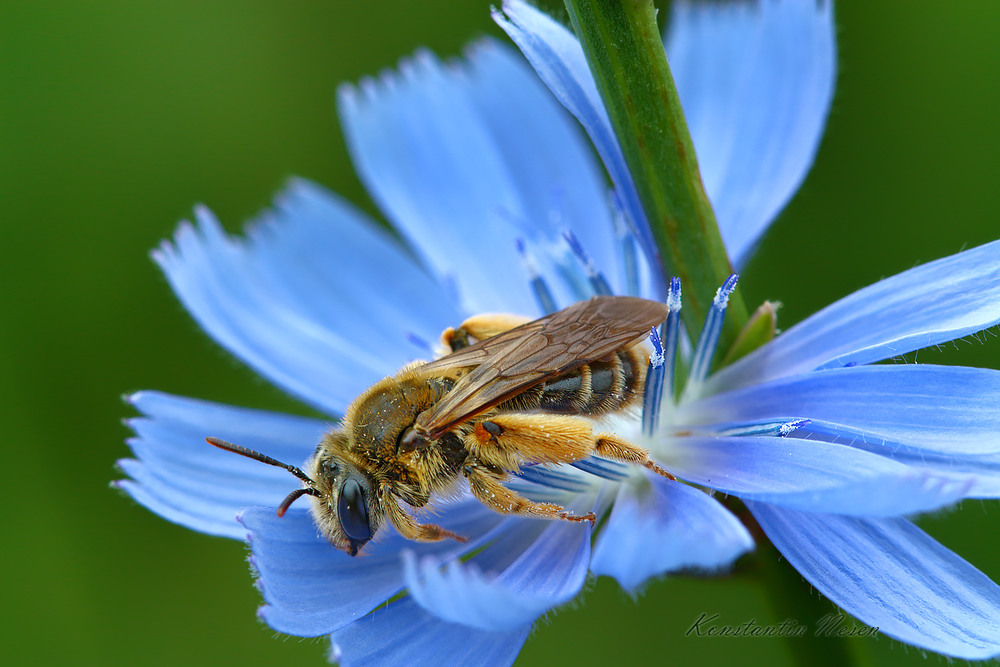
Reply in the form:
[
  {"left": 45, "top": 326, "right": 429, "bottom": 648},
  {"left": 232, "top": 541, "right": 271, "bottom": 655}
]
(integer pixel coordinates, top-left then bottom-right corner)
[{"left": 418, "top": 296, "right": 668, "bottom": 437}]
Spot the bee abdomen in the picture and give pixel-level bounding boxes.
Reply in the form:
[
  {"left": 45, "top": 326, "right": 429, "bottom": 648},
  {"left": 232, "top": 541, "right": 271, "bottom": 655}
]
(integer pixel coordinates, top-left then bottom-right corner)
[{"left": 503, "top": 348, "right": 643, "bottom": 416}]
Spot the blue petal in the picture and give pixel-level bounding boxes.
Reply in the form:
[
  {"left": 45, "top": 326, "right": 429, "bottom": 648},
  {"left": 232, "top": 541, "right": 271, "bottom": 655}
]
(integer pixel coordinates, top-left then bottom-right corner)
[
  {"left": 708, "top": 240, "right": 1000, "bottom": 393},
  {"left": 666, "top": 0, "right": 836, "bottom": 268},
  {"left": 331, "top": 596, "right": 528, "bottom": 667},
  {"left": 245, "top": 501, "right": 506, "bottom": 636},
  {"left": 156, "top": 181, "right": 458, "bottom": 416},
  {"left": 688, "top": 365, "right": 1000, "bottom": 455},
  {"left": 590, "top": 476, "right": 753, "bottom": 591},
  {"left": 751, "top": 504, "right": 1000, "bottom": 659},
  {"left": 404, "top": 513, "right": 590, "bottom": 631},
  {"left": 495, "top": 0, "right": 659, "bottom": 275},
  {"left": 462, "top": 40, "right": 622, "bottom": 296},
  {"left": 668, "top": 436, "right": 976, "bottom": 516},
  {"left": 783, "top": 420, "right": 1000, "bottom": 500},
  {"left": 116, "top": 391, "right": 325, "bottom": 539},
  {"left": 340, "top": 43, "right": 609, "bottom": 315}
]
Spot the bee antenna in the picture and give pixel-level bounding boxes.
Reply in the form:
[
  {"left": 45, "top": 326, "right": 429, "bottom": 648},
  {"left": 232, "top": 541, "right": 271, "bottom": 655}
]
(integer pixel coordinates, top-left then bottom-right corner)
[
  {"left": 206, "top": 436, "right": 315, "bottom": 487},
  {"left": 276, "top": 487, "right": 320, "bottom": 517}
]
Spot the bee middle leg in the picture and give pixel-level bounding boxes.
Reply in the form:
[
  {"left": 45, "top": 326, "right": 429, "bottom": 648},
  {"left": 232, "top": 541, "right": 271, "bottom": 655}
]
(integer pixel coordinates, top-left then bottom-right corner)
[
  {"left": 463, "top": 462, "right": 596, "bottom": 525},
  {"left": 441, "top": 313, "right": 532, "bottom": 351}
]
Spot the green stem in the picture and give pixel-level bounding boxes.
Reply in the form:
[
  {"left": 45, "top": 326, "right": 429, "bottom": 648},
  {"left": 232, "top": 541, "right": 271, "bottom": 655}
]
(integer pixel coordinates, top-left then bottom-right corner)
[{"left": 563, "top": 0, "right": 748, "bottom": 348}]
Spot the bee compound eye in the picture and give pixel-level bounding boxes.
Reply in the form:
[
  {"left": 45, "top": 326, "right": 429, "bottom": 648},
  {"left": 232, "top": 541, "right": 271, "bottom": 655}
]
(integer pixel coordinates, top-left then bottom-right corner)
[{"left": 338, "top": 477, "right": 372, "bottom": 543}]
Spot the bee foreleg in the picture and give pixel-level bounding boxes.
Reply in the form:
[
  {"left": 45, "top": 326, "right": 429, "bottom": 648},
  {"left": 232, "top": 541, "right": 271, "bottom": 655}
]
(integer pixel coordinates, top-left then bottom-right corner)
[
  {"left": 381, "top": 492, "right": 468, "bottom": 544},
  {"left": 463, "top": 463, "right": 596, "bottom": 525}
]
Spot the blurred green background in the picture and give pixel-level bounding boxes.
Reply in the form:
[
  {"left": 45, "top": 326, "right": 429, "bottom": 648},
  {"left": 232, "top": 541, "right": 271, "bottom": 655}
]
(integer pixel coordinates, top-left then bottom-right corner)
[{"left": 2, "top": 1, "right": 998, "bottom": 665}]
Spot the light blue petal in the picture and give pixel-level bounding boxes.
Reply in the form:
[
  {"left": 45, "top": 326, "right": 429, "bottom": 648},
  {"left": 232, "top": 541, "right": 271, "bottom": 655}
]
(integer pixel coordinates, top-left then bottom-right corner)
[
  {"left": 245, "top": 501, "right": 506, "bottom": 637},
  {"left": 751, "top": 504, "right": 1000, "bottom": 659},
  {"left": 668, "top": 436, "right": 976, "bottom": 516},
  {"left": 495, "top": 0, "right": 659, "bottom": 277},
  {"left": 462, "top": 40, "right": 622, "bottom": 296},
  {"left": 785, "top": 420, "right": 1000, "bottom": 499},
  {"left": 666, "top": 0, "right": 836, "bottom": 268},
  {"left": 340, "top": 43, "right": 606, "bottom": 315},
  {"left": 156, "top": 181, "right": 458, "bottom": 417},
  {"left": 688, "top": 365, "right": 1000, "bottom": 455},
  {"left": 252, "top": 179, "right": 462, "bottom": 357},
  {"left": 708, "top": 240, "right": 1000, "bottom": 393},
  {"left": 330, "top": 596, "right": 528, "bottom": 667},
  {"left": 116, "top": 391, "right": 326, "bottom": 539},
  {"left": 499, "top": 0, "right": 836, "bottom": 273},
  {"left": 404, "top": 513, "right": 590, "bottom": 632},
  {"left": 590, "top": 476, "right": 753, "bottom": 591}
]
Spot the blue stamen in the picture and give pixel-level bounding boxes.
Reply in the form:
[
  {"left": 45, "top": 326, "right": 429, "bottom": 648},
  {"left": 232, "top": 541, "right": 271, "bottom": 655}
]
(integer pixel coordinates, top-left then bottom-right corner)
[
  {"left": 514, "top": 465, "right": 590, "bottom": 492},
  {"left": 611, "top": 191, "right": 640, "bottom": 297},
  {"left": 642, "top": 326, "right": 665, "bottom": 437},
  {"left": 686, "top": 274, "right": 739, "bottom": 394},
  {"left": 406, "top": 332, "right": 433, "bottom": 355},
  {"left": 563, "top": 230, "right": 612, "bottom": 296},
  {"left": 642, "top": 276, "right": 681, "bottom": 436},
  {"left": 504, "top": 481, "right": 573, "bottom": 504},
  {"left": 515, "top": 238, "right": 557, "bottom": 315},
  {"left": 643, "top": 278, "right": 682, "bottom": 435},
  {"left": 571, "top": 456, "right": 629, "bottom": 481},
  {"left": 660, "top": 277, "right": 682, "bottom": 395}
]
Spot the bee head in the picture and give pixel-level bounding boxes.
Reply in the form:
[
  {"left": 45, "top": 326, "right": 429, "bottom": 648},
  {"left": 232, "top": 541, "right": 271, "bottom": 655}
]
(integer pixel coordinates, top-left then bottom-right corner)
[
  {"left": 305, "top": 432, "right": 379, "bottom": 557},
  {"left": 206, "top": 434, "right": 379, "bottom": 557}
]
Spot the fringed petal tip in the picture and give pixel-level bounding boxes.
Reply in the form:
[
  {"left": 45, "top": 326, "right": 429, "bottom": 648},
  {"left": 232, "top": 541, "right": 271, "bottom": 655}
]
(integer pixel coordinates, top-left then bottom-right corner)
[
  {"left": 152, "top": 183, "right": 457, "bottom": 415},
  {"left": 117, "top": 391, "right": 327, "bottom": 540}
]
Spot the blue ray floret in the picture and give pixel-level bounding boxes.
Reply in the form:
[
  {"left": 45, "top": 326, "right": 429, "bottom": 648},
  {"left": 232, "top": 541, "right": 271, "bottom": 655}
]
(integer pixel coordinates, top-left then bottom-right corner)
[{"left": 116, "top": 1, "right": 1000, "bottom": 664}]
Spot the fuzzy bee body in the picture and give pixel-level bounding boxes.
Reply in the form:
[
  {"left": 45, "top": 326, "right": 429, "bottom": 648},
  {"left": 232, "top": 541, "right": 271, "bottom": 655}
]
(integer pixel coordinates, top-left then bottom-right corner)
[
  {"left": 210, "top": 295, "right": 674, "bottom": 556},
  {"left": 495, "top": 347, "right": 644, "bottom": 417}
]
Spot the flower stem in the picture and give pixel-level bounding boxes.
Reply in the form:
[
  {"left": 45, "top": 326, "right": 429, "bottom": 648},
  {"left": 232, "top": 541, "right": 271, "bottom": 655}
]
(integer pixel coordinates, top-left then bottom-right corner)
[{"left": 563, "top": 0, "right": 748, "bottom": 348}]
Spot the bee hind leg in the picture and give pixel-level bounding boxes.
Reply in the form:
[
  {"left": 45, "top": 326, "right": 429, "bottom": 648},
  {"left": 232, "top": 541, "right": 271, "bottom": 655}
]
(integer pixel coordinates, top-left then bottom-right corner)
[
  {"left": 594, "top": 433, "right": 676, "bottom": 481},
  {"left": 463, "top": 463, "right": 596, "bottom": 525},
  {"left": 468, "top": 413, "right": 675, "bottom": 482},
  {"left": 441, "top": 313, "right": 532, "bottom": 351}
]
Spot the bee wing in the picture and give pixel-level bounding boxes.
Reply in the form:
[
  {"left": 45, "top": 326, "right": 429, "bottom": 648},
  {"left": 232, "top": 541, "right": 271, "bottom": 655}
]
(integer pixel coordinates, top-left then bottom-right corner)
[{"left": 419, "top": 296, "right": 668, "bottom": 437}]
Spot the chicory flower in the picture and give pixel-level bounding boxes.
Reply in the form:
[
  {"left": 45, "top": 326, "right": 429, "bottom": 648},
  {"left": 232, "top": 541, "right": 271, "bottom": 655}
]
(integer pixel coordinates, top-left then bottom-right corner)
[{"left": 117, "top": 0, "right": 1000, "bottom": 663}]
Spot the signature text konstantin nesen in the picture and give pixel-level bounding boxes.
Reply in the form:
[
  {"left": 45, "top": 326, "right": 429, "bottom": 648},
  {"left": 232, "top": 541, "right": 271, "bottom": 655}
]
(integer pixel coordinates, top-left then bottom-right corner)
[{"left": 686, "top": 612, "right": 879, "bottom": 639}]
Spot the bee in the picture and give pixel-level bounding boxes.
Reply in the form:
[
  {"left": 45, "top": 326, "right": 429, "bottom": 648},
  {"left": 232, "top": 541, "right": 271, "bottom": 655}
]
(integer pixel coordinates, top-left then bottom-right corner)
[{"left": 209, "top": 295, "right": 674, "bottom": 556}]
